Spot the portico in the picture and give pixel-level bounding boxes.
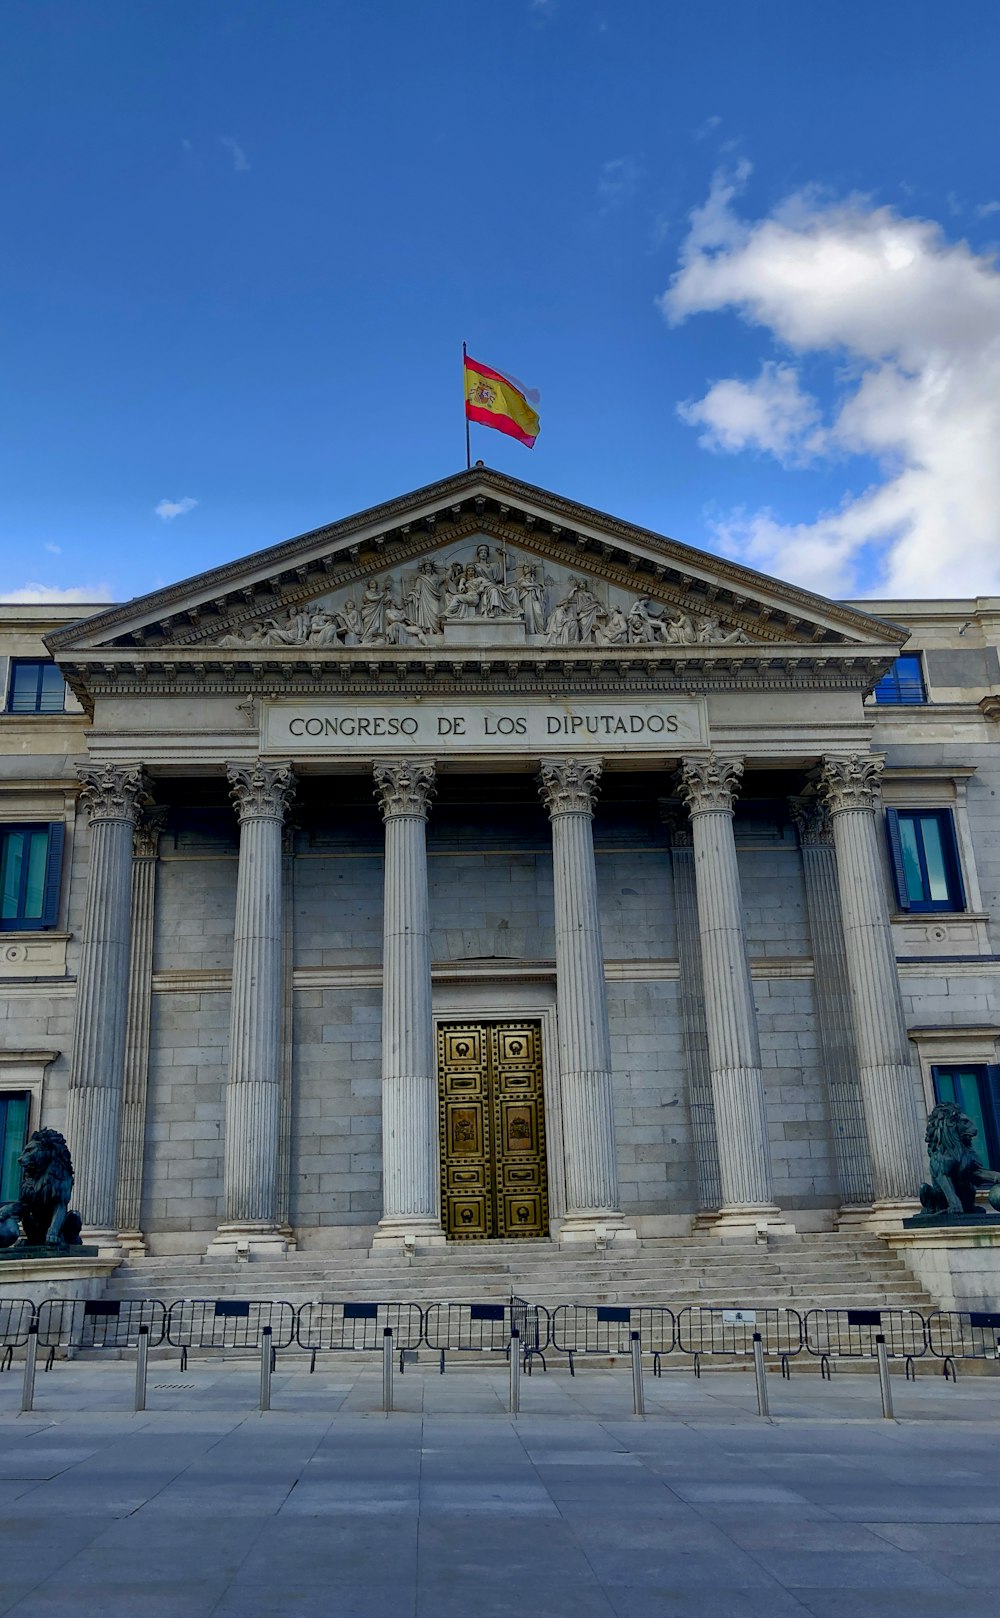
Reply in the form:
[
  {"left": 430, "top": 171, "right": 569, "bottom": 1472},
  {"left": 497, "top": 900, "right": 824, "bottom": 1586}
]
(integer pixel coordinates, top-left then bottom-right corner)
[{"left": 42, "top": 467, "right": 931, "bottom": 1255}]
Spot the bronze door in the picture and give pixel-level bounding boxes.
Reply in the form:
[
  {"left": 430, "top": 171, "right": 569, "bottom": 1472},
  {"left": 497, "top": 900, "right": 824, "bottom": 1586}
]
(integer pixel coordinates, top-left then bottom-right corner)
[{"left": 437, "top": 1020, "right": 549, "bottom": 1239}]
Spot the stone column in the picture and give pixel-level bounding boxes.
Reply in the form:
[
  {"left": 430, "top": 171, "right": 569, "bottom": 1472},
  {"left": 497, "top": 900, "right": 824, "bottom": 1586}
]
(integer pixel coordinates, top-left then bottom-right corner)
[
  {"left": 677, "top": 755, "right": 789, "bottom": 1233},
  {"left": 538, "top": 758, "right": 634, "bottom": 1242},
  {"left": 372, "top": 759, "right": 445, "bottom": 1248},
  {"left": 211, "top": 760, "right": 296, "bottom": 1253},
  {"left": 789, "top": 796, "right": 874, "bottom": 1214},
  {"left": 116, "top": 805, "right": 167, "bottom": 1253},
  {"left": 66, "top": 762, "right": 150, "bottom": 1250},
  {"left": 816, "top": 755, "right": 924, "bottom": 1221},
  {"left": 660, "top": 804, "right": 722, "bottom": 1221}
]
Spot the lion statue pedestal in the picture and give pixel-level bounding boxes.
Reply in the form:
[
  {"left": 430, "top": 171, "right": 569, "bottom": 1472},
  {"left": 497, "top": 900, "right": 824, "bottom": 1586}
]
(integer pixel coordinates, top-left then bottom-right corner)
[{"left": 903, "top": 1102, "right": 1000, "bottom": 1228}]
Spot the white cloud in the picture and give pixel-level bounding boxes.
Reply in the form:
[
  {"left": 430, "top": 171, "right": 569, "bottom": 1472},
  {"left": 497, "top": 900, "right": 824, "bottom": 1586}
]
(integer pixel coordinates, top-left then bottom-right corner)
[
  {"left": 976, "top": 200, "right": 1000, "bottom": 219},
  {"left": 221, "top": 135, "right": 250, "bottom": 172},
  {"left": 660, "top": 166, "right": 1000, "bottom": 597},
  {"left": 598, "top": 156, "right": 640, "bottom": 210},
  {"left": 44, "top": 542, "right": 62, "bottom": 554},
  {"left": 155, "top": 496, "right": 198, "bottom": 521},
  {"left": 0, "top": 582, "right": 113, "bottom": 603},
  {"left": 678, "top": 362, "right": 821, "bottom": 462},
  {"left": 694, "top": 114, "right": 722, "bottom": 141}
]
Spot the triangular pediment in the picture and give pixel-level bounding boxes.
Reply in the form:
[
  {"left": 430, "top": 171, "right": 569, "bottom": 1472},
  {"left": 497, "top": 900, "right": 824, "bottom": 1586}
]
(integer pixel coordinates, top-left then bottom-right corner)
[{"left": 47, "top": 468, "right": 908, "bottom": 672}]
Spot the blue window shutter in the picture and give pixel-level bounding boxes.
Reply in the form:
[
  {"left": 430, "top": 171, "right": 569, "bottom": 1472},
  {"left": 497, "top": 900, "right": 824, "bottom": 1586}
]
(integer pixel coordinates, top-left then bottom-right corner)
[
  {"left": 982, "top": 1066, "right": 1000, "bottom": 1172},
  {"left": 941, "top": 810, "right": 967, "bottom": 912},
  {"left": 39, "top": 822, "right": 64, "bottom": 929},
  {"left": 884, "top": 808, "right": 910, "bottom": 911}
]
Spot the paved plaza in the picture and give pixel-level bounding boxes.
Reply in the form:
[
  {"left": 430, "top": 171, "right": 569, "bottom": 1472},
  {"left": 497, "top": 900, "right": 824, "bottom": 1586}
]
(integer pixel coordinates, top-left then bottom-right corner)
[{"left": 0, "top": 1358, "right": 996, "bottom": 1615}]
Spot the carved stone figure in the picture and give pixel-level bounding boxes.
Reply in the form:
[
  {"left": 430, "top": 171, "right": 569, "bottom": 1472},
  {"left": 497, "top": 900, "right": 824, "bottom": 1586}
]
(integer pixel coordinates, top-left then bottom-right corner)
[
  {"left": 515, "top": 562, "right": 545, "bottom": 634},
  {"left": 405, "top": 561, "right": 443, "bottom": 634},
  {"left": 544, "top": 594, "right": 580, "bottom": 644},
  {"left": 595, "top": 606, "right": 628, "bottom": 645},
  {"left": 568, "top": 579, "right": 603, "bottom": 642},
  {"left": 335, "top": 600, "right": 362, "bottom": 644},
  {"left": 908, "top": 1102, "right": 1000, "bottom": 1222},
  {"left": 472, "top": 543, "right": 520, "bottom": 617},
  {"left": 0, "top": 1129, "right": 83, "bottom": 1248},
  {"left": 443, "top": 564, "right": 481, "bottom": 620}
]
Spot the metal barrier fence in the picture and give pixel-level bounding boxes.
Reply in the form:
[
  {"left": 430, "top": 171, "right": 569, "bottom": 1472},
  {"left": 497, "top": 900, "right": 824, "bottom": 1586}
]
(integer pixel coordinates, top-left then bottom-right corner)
[
  {"left": 165, "top": 1300, "right": 296, "bottom": 1372},
  {"left": 926, "top": 1310, "right": 1000, "bottom": 1379},
  {"left": 422, "top": 1302, "right": 529, "bottom": 1373},
  {"left": 0, "top": 1299, "right": 36, "bottom": 1371},
  {"left": 803, "top": 1308, "right": 928, "bottom": 1379},
  {"left": 295, "top": 1302, "right": 424, "bottom": 1372},
  {"left": 35, "top": 1299, "right": 167, "bottom": 1371},
  {"left": 676, "top": 1307, "right": 803, "bottom": 1378},
  {"left": 548, "top": 1305, "right": 676, "bottom": 1375},
  {"left": 510, "top": 1295, "right": 550, "bottom": 1371}
]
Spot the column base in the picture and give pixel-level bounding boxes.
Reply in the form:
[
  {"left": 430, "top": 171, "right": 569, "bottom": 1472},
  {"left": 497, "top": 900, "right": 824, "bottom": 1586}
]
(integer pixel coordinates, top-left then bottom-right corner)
[
  {"left": 557, "top": 1212, "right": 639, "bottom": 1246},
  {"left": 207, "top": 1222, "right": 289, "bottom": 1257},
  {"left": 703, "top": 1204, "right": 796, "bottom": 1238},
  {"left": 81, "top": 1227, "right": 127, "bottom": 1258},
  {"left": 371, "top": 1216, "right": 447, "bottom": 1251},
  {"left": 836, "top": 1198, "right": 919, "bottom": 1235},
  {"left": 115, "top": 1228, "right": 148, "bottom": 1256},
  {"left": 692, "top": 1208, "right": 723, "bottom": 1232}
]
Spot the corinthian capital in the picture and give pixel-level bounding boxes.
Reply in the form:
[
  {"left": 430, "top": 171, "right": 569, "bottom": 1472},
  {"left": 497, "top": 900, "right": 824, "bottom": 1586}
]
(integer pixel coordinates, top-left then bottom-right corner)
[
  {"left": 676, "top": 754, "right": 744, "bottom": 815},
  {"left": 77, "top": 763, "right": 150, "bottom": 824},
  {"left": 227, "top": 760, "right": 296, "bottom": 822},
  {"left": 373, "top": 759, "right": 437, "bottom": 820},
  {"left": 133, "top": 804, "right": 169, "bottom": 859},
  {"left": 537, "top": 757, "right": 603, "bottom": 818},
  {"left": 817, "top": 754, "right": 884, "bottom": 815},
  {"left": 788, "top": 794, "right": 832, "bottom": 847}
]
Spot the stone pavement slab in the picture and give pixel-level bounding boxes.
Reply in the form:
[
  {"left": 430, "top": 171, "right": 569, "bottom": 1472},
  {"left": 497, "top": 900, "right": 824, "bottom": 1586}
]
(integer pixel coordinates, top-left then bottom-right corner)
[{"left": 0, "top": 1360, "right": 994, "bottom": 1615}]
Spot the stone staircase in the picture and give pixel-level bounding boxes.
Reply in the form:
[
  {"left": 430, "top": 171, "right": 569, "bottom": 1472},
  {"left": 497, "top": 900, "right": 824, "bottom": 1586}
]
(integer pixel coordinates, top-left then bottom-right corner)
[{"left": 110, "top": 1232, "right": 934, "bottom": 1313}]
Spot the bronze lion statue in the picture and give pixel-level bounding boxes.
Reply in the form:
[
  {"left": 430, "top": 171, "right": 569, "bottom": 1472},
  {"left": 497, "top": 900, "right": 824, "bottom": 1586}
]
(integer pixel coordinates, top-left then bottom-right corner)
[
  {"left": 918, "top": 1102, "right": 1000, "bottom": 1218},
  {"left": 0, "top": 1128, "right": 82, "bottom": 1248}
]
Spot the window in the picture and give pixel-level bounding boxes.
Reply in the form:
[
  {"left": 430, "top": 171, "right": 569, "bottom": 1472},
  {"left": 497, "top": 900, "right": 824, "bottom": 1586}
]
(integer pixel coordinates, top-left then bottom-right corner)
[
  {"left": 0, "top": 824, "right": 64, "bottom": 930},
  {"left": 6, "top": 660, "right": 66, "bottom": 715},
  {"left": 0, "top": 1093, "right": 29, "bottom": 1202},
  {"left": 932, "top": 1066, "right": 1000, "bottom": 1172},
  {"left": 873, "top": 654, "right": 926, "bottom": 705},
  {"left": 885, "top": 807, "right": 965, "bottom": 912}
]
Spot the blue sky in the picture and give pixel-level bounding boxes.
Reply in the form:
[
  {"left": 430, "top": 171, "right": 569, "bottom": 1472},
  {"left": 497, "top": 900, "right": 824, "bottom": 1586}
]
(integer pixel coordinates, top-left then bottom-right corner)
[{"left": 3, "top": 0, "right": 1000, "bottom": 605}]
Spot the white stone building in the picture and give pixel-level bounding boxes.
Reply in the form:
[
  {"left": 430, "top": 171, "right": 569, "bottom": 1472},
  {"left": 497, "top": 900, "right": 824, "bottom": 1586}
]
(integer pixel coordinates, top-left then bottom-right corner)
[{"left": 1, "top": 468, "right": 998, "bottom": 1258}]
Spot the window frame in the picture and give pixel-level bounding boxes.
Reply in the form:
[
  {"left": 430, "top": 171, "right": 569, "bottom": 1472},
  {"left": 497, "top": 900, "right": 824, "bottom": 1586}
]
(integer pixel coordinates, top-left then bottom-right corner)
[
  {"left": 872, "top": 653, "right": 926, "bottom": 706},
  {"left": 931, "top": 1064, "right": 1000, "bottom": 1172},
  {"left": 0, "top": 822, "right": 65, "bottom": 932},
  {"left": 5, "top": 659, "right": 67, "bottom": 716},
  {"left": 0, "top": 1091, "right": 30, "bottom": 1203},
  {"left": 885, "top": 805, "right": 966, "bottom": 913}
]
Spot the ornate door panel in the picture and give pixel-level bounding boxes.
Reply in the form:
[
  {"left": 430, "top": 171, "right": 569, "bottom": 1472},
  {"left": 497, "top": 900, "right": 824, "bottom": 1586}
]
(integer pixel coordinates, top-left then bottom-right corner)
[{"left": 438, "top": 1020, "right": 549, "bottom": 1240}]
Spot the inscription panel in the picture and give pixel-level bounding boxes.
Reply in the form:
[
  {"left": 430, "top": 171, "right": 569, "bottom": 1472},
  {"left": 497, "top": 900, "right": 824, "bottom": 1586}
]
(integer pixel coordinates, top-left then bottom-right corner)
[{"left": 263, "top": 697, "right": 706, "bottom": 755}]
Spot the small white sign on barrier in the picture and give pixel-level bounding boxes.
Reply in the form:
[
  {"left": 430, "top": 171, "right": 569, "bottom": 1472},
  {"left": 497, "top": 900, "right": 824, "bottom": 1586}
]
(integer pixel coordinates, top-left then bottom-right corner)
[{"left": 722, "top": 1309, "right": 757, "bottom": 1326}]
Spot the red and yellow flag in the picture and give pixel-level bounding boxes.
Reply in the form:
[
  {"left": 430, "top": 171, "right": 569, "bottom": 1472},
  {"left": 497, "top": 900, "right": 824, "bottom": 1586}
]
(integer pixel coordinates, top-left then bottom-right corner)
[{"left": 464, "top": 354, "right": 540, "bottom": 448}]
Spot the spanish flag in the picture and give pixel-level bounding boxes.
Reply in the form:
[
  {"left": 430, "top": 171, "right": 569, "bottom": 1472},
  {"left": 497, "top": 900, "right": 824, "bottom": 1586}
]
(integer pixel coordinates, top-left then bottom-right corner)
[{"left": 464, "top": 353, "right": 540, "bottom": 448}]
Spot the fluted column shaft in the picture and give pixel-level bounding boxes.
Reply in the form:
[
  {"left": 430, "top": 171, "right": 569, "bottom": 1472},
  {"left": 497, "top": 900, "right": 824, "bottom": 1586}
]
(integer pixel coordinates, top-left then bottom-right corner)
[
  {"left": 116, "top": 807, "right": 167, "bottom": 1248},
  {"left": 818, "top": 756, "right": 924, "bottom": 1202},
  {"left": 539, "top": 759, "right": 621, "bottom": 1223},
  {"left": 66, "top": 763, "right": 149, "bottom": 1238},
  {"left": 373, "top": 760, "right": 442, "bottom": 1242},
  {"left": 219, "top": 761, "right": 295, "bottom": 1235},
  {"left": 790, "top": 797, "right": 873, "bottom": 1207},
  {"left": 678, "top": 756, "right": 777, "bottom": 1217}
]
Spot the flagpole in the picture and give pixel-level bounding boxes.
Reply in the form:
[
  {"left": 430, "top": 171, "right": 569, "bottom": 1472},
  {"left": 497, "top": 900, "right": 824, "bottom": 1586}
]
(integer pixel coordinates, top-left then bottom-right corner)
[{"left": 462, "top": 341, "right": 471, "bottom": 470}]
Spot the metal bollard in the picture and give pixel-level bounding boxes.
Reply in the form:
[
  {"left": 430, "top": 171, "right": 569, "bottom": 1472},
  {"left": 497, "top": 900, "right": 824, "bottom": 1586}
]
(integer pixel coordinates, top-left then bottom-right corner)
[
  {"left": 259, "top": 1327, "right": 272, "bottom": 1413},
  {"left": 20, "top": 1323, "right": 38, "bottom": 1414},
  {"left": 509, "top": 1326, "right": 520, "bottom": 1414},
  {"left": 630, "top": 1331, "right": 645, "bottom": 1416},
  {"left": 382, "top": 1328, "right": 394, "bottom": 1413},
  {"left": 134, "top": 1325, "right": 149, "bottom": 1413},
  {"left": 875, "top": 1334, "right": 894, "bottom": 1419},
  {"left": 752, "top": 1333, "right": 771, "bottom": 1421}
]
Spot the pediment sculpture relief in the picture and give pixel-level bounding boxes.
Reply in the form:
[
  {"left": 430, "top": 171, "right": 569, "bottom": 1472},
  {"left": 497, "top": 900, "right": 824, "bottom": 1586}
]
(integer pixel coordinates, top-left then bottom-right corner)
[{"left": 213, "top": 539, "right": 756, "bottom": 651}]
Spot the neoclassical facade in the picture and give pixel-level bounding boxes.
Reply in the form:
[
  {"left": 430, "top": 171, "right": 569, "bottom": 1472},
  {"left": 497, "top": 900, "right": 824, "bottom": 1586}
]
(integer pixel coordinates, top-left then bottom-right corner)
[{"left": 2, "top": 469, "right": 999, "bottom": 1254}]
